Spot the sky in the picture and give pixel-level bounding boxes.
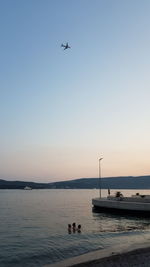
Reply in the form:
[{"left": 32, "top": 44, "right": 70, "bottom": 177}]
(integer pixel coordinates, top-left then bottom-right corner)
[{"left": 0, "top": 0, "right": 150, "bottom": 182}]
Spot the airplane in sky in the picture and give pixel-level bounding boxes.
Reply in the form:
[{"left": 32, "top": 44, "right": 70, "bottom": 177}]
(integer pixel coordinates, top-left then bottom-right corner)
[{"left": 61, "top": 42, "right": 71, "bottom": 50}]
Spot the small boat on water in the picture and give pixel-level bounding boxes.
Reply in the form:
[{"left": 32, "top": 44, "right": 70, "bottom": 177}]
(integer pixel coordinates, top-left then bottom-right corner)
[
  {"left": 24, "top": 186, "right": 32, "bottom": 190},
  {"left": 93, "top": 158, "right": 150, "bottom": 215},
  {"left": 92, "top": 191, "right": 150, "bottom": 215}
]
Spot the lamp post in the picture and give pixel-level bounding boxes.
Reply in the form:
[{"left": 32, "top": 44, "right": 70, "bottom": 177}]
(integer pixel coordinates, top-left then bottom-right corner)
[{"left": 99, "top": 157, "right": 103, "bottom": 198}]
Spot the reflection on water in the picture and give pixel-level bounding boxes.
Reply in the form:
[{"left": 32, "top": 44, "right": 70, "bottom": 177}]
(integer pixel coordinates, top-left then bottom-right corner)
[
  {"left": 92, "top": 209, "right": 150, "bottom": 233},
  {"left": 0, "top": 189, "right": 150, "bottom": 267}
]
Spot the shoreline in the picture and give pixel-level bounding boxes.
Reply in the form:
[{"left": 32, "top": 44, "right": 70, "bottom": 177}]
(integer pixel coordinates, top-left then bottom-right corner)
[{"left": 44, "top": 240, "right": 150, "bottom": 267}]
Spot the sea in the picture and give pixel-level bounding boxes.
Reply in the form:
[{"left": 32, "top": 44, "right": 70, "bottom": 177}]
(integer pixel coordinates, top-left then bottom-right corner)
[{"left": 1, "top": 189, "right": 150, "bottom": 267}]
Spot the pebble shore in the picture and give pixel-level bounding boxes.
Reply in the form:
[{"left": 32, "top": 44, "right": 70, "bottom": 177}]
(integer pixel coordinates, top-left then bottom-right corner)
[
  {"left": 73, "top": 247, "right": 150, "bottom": 267},
  {"left": 45, "top": 241, "right": 150, "bottom": 267}
]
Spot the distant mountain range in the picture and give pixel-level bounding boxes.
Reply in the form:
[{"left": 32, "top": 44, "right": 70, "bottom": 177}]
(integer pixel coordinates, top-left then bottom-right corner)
[{"left": 0, "top": 175, "right": 150, "bottom": 189}]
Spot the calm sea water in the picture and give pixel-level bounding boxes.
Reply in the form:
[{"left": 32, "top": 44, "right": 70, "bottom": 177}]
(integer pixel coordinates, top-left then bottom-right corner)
[{"left": 1, "top": 189, "right": 150, "bottom": 267}]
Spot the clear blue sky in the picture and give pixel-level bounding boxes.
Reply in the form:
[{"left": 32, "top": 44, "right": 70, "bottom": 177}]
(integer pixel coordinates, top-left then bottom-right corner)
[{"left": 1, "top": 0, "right": 150, "bottom": 182}]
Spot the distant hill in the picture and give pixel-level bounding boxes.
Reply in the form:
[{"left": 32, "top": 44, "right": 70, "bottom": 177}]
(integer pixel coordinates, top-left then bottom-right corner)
[
  {"left": 48, "top": 176, "right": 150, "bottom": 189},
  {"left": 0, "top": 179, "right": 48, "bottom": 189},
  {"left": 0, "top": 175, "right": 150, "bottom": 189}
]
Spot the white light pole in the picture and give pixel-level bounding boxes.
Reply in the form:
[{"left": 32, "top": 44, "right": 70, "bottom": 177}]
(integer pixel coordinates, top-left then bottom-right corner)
[{"left": 99, "top": 157, "right": 103, "bottom": 198}]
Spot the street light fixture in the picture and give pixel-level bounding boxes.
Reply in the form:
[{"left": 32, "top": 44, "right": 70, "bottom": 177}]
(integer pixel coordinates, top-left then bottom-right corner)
[{"left": 99, "top": 157, "right": 103, "bottom": 198}]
